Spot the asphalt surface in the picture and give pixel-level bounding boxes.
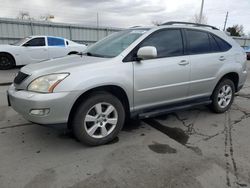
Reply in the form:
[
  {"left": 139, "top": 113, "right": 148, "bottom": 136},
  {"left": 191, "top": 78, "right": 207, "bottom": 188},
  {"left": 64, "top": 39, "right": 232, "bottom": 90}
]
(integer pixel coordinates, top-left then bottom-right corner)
[{"left": 0, "top": 63, "right": 250, "bottom": 188}]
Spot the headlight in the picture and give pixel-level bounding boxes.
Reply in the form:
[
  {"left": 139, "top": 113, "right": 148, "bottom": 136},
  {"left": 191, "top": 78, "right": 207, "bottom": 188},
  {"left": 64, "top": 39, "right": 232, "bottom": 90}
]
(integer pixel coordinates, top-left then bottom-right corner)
[{"left": 28, "top": 73, "right": 69, "bottom": 93}]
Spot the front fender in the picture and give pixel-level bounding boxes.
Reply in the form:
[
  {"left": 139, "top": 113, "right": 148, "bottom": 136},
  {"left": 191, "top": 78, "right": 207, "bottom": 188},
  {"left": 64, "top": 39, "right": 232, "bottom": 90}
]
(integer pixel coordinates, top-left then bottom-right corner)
[{"left": 54, "top": 61, "right": 134, "bottom": 109}]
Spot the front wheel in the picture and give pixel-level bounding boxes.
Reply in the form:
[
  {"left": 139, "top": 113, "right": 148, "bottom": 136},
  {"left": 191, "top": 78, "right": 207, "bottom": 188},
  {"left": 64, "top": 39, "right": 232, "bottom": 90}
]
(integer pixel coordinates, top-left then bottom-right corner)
[
  {"left": 210, "top": 79, "right": 235, "bottom": 113},
  {"left": 72, "top": 92, "right": 125, "bottom": 146}
]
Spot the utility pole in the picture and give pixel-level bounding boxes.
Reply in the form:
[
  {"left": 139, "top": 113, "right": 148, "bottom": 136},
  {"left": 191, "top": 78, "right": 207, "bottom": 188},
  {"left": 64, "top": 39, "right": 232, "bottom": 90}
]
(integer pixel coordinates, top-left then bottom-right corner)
[
  {"left": 97, "top": 12, "right": 99, "bottom": 41},
  {"left": 199, "top": 0, "right": 205, "bottom": 23},
  {"left": 223, "top": 11, "right": 229, "bottom": 31}
]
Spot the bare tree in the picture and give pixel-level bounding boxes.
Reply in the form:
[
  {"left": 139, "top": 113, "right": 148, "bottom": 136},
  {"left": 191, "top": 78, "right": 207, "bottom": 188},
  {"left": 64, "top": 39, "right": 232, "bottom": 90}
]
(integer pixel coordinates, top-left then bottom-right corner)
[
  {"left": 17, "top": 11, "right": 55, "bottom": 22},
  {"left": 17, "top": 11, "right": 31, "bottom": 20},
  {"left": 151, "top": 20, "right": 162, "bottom": 26},
  {"left": 191, "top": 13, "right": 208, "bottom": 24},
  {"left": 40, "top": 14, "right": 55, "bottom": 22}
]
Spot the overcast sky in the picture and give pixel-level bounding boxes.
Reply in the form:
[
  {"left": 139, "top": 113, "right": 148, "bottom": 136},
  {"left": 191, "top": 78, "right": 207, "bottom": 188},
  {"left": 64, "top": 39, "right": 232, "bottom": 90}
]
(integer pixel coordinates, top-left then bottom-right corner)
[{"left": 0, "top": 0, "right": 250, "bottom": 33}]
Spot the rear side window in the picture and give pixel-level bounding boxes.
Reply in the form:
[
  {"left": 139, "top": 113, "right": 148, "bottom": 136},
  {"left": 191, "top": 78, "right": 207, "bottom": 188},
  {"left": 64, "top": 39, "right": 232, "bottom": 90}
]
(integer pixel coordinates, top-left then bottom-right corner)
[
  {"left": 186, "top": 30, "right": 210, "bottom": 54},
  {"left": 47, "top": 37, "right": 65, "bottom": 47},
  {"left": 209, "top": 34, "right": 220, "bottom": 52},
  {"left": 186, "top": 29, "right": 232, "bottom": 55},
  {"left": 213, "top": 35, "right": 232, "bottom": 51},
  {"left": 24, "top": 37, "right": 45, "bottom": 47},
  {"left": 139, "top": 29, "right": 183, "bottom": 58}
]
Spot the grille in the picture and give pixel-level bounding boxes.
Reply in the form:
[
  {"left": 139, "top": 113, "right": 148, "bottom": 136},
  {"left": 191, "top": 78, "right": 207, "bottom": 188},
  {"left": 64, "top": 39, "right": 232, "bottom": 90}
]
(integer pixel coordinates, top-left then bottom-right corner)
[{"left": 14, "top": 71, "right": 29, "bottom": 84}]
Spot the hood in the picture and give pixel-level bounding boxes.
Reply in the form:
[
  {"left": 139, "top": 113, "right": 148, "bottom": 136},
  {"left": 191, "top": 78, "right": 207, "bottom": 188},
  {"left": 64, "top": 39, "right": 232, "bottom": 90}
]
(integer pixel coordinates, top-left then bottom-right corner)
[
  {"left": 0, "top": 44, "right": 17, "bottom": 50},
  {"left": 21, "top": 55, "right": 110, "bottom": 75}
]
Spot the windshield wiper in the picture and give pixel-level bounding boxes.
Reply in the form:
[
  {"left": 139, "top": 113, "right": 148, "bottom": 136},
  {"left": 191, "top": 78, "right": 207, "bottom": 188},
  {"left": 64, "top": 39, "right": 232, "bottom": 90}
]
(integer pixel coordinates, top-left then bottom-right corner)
[
  {"left": 76, "top": 52, "right": 93, "bottom": 57},
  {"left": 77, "top": 52, "right": 112, "bottom": 58}
]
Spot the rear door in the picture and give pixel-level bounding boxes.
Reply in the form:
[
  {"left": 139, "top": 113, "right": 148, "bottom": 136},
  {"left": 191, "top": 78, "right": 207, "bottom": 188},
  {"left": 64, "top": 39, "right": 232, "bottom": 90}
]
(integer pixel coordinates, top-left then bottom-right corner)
[
  {"left": 22, "top": 37, "right": 49, "bottom": 64},
  {"left": 47, "top": 37, "right": 68, "bottom": 59},
  {"left": 131, "top": 29, "right": 191, "bottom": 110},
  {"left": 186, "top": 29, "right": 232, "bottom": 98}
]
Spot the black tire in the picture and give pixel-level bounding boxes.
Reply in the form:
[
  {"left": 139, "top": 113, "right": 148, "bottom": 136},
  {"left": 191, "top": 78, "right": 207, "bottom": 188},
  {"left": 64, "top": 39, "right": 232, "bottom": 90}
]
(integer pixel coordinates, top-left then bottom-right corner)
[
  {"left": 0, "top": 53, "right": 15, "bottom": 70},
  {"left": 210, "top": 79, "right": 235, "bottom": 113},
  {"left": 72, "top": 92, "right": 125, "bottom": 146}
]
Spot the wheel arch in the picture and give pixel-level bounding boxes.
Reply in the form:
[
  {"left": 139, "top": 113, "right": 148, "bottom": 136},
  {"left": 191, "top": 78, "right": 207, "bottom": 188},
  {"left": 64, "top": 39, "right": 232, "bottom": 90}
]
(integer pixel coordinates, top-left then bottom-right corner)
[
  {"left": 0, "top": 52, "right": 16, "bottom": 65},
  {"left": 67, "top": 85, "right": 130, "bottom": 128},
  {"left": 214, "top": 72, "right": 239, "bottom": 93}
]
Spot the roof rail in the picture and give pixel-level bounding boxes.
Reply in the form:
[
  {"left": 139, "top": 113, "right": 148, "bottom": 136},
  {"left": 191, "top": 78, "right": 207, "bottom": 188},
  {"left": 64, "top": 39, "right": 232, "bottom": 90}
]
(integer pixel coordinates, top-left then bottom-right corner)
[{"left": 161, "top": 21, "right": 219, "bottom": 30}]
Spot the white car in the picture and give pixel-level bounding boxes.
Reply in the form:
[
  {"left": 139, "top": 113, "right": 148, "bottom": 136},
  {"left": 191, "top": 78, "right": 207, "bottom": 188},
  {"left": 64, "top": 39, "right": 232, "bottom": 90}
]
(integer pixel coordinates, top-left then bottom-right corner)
[{"left": 0, "top": 36, "right": 87, "bottom": 69}]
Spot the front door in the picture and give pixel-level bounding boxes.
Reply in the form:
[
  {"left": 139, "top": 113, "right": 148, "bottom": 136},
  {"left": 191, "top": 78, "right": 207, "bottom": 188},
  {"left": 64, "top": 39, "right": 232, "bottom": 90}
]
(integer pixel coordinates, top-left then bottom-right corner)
[
  {"left": 22, "top": 37, "right": 49, "bottom": 64},
  {"left": 131, "top": 29, "right": 191, "bottom": 110}
]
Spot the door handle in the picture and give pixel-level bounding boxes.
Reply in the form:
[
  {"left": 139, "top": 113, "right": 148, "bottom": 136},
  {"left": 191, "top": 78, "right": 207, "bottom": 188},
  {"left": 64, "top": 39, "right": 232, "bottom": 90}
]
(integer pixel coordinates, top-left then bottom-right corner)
[
  {"left": 219, "top": 56, "right": 226, "bottom": 61},
  {"left": 178, "top": 60, "right": 189, "bottom": 66}
]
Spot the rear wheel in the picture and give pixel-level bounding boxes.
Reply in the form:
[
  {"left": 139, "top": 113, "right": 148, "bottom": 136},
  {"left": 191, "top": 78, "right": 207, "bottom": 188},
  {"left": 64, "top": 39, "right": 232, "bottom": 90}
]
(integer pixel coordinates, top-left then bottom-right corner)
[
  {"left": 72, "top": 92, "right": 125, "bottom": 146},
  {"left": 210, "top": 79, "right": 235, "bottom": 113},
  {"left": 0, "top": 53, "right": 15, "bottom": 70}
]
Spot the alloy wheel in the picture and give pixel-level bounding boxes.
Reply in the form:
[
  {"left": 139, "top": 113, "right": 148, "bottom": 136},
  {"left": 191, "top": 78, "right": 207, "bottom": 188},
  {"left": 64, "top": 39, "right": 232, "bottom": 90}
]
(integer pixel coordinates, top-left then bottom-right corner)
[
  {"left": 217, "top": 84, "right": 232, "bottom": 108},
  {"left": 84, "top": 102, "right": 118, "bottom": 139}
]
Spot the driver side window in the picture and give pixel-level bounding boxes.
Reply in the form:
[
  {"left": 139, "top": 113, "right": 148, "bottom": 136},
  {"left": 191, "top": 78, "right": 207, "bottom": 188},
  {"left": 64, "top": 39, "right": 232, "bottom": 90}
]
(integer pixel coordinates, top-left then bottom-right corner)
[
  {"left": 23, "top": 37, "right": 45, "bottom": 47},
  {"left": 123, "top": 29, "right": 184, "bottom": 62},
  {"left": 139, "top": 29, "right": 184, "bottom": 58}
]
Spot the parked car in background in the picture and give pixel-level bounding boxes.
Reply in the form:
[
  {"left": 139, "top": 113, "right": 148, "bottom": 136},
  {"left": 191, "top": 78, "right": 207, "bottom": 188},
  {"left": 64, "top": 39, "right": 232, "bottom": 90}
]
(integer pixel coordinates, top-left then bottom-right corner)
[
  {"left": 244, "top": 46, "right": 250, "bottom": 60},
  {"left": 0, "top": 36, "right": 87, "bottom": 69},
  {"left": 8, "top": 22, "right": 247, "bottom": 146}
]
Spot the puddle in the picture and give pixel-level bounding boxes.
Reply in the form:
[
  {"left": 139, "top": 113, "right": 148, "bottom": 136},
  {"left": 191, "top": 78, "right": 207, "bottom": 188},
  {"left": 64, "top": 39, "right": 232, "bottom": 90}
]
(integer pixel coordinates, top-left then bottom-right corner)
[
  {"left": 186, "top": 146, "right": 202, "bottom": 156},
  {"left": 148, "top": 142, "right": 177, "bottom": 154},
  {"left": 144, "top": 119, "right": 189, "bottom": 145}
]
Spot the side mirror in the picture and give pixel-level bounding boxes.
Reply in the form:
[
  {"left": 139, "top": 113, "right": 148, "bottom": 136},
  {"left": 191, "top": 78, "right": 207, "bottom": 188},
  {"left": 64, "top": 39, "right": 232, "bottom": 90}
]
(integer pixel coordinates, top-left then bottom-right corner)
[{"left": 137, "top": 46, "right": 157, "bottom": 60}]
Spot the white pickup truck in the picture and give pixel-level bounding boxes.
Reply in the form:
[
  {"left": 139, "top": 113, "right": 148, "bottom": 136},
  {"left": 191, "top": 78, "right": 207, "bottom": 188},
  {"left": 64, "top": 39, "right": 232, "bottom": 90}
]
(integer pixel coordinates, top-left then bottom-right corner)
[{"left": 0, "top": 36, "right": 87, "bottom": 69}]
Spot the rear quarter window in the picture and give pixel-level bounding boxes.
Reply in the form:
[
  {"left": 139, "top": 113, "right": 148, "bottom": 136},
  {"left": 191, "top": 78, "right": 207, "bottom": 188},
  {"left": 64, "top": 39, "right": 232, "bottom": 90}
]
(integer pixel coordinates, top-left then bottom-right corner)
[
  {"left": 212, "top": 35, "right": 232, "bottom": 52},
  {"left": 186, "top": 29, "right": 232, "bottom": 54},
  {"left": 47, "top": 37, "right": 65, "bottom": 47}
]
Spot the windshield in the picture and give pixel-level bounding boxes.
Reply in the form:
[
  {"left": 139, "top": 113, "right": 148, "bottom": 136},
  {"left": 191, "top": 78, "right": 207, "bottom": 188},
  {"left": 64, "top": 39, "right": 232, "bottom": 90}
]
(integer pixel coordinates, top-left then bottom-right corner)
[
  {"left": 85, "top": 29, "right": 148, "bottom": 58},
  {"left": 12, "top": 37, "right": 31, "bottom": 46}
]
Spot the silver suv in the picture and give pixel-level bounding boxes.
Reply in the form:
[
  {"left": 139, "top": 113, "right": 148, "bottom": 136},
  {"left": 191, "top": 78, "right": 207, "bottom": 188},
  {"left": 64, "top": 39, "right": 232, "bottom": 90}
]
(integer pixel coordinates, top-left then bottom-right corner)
[{"left": 8, "top": 22, "right": 247, "bottom": 145}]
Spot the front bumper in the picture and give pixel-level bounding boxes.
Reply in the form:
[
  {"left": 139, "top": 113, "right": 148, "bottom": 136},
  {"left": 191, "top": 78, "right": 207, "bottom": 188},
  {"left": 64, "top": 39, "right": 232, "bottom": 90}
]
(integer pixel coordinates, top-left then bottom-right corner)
[{"left": 7, "top": 84, "right": 79, "bottom": 124}]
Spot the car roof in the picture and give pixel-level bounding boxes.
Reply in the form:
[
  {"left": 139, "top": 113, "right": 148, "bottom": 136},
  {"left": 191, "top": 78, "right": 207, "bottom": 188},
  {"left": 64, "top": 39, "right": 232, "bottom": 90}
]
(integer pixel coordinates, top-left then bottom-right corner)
[
  {"left": 130, "top": 22, "right": 236, "bottom": 47},
  {"left": 29, "top": 35, "right": 67, "bottom": 40},
  {"left": 132, "top": 21, "right": 219, "bottom": 32}
]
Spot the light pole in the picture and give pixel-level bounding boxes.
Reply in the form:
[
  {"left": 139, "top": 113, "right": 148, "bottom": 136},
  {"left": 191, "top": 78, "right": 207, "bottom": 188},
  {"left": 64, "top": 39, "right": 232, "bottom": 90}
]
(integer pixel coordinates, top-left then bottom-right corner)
[
  {"left": 97, "top": 12, "right": 99, "bottom": 40},
  {"left": 199, "top": 0, "right": 205, "bottom": 24},
  {"left": 223, "top": 11, "right": 229, "bottom": 31}
]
